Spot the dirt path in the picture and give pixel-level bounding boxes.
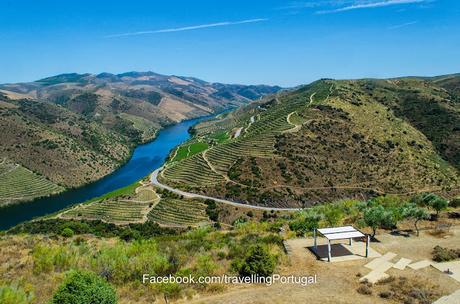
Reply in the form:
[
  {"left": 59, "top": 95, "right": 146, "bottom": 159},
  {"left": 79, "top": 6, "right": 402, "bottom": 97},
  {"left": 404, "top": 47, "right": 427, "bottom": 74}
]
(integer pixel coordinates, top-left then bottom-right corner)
[
  {"left": 202, "top": 150, "right": 230, "bottom": 182},
  {"left": 309, "top": 92, "right": 317, "bottom": 104},
  {"left": 283, "top": 111, "right": 301, "bottom": 134},
  {"left": 150, "top": 168, "right": 300, "bottom": 211},
  {"left": 233, "top": 127, "right": 243, "bottom": 138}
]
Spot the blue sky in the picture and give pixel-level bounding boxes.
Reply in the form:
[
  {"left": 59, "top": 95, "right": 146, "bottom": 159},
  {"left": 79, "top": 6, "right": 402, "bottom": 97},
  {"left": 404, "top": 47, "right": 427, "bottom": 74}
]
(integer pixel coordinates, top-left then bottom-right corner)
[{"left": 0, "top": 0, "right": 459, "bottom": 86}]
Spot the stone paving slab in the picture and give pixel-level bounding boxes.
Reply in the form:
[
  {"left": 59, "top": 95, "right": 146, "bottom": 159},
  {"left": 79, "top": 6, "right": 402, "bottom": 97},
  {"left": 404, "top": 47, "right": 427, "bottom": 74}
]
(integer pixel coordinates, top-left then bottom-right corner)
[
  {"left": 376, "top": 260, "right": 394, "bottom": 272},
  {"left": 381, "top": 252, "right": 397, "bottom": 262},
  {"left": 365, "top": 258, "right": 385, "bottom": 270},
  {"left": 365, "top": 258, "right": 393, "bottom": 272},
  {"left": 359, "top": 270, "right": 390, "bottom": 284},
  {"left": 408, "top": 260, "right": 432, "bottom": 270},
  {"left": 432, "top": 261, "right": 460, "bottom": 283},
  {"left": 393, "top": 258, "right": 412, "bottom": 270},
  {"left": 433, "top": 289, "right": 460, "bottom": 304}
]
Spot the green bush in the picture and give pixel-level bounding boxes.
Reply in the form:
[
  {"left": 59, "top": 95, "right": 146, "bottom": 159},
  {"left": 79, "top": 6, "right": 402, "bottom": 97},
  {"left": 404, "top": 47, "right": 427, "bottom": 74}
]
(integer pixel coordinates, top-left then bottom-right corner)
[
  {"left": 51, "top": 270, "right": 117, "bottom": 304},
  {"left": 61, "top": 227, "right": 75, "bottom": 238},
  {"left": 0, "top": 284, "right": 34, "bottom": 304},
  {"left": 238, "top": 245, "right": 275, "bottom": 277}
]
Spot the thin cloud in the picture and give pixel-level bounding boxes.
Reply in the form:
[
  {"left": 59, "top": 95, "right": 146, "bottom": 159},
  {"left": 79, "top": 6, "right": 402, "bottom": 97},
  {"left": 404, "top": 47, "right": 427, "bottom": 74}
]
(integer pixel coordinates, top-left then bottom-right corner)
[
  {"left": 317, "top": 0, "right": 427, "bottom": 14},
  {"left": 106, "top": 18, "right": 268, "bottom": 38},
  {"left": 388, "top": 21, "right": 418, "bottom": 30}
]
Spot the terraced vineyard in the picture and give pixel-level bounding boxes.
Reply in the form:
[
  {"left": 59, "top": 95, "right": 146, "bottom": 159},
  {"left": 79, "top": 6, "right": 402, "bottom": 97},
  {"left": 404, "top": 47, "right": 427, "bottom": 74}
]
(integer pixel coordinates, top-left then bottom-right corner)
[
  {"left": 62, "top": 200, "right": 150, "bottom": 224},
  {"left": 0, "top": 160, "right": 64, "bottom": 206},
  {"left": 147, "top": 198, "right": 209, "bottom": 227},
  {"left": 61, "top": 185, "right": 159, "bottom": 224},
  {"left": 163, "top": 153, "right": 226, "bottom": 186},
  {"left": 161, "top": 89, "right": 309, "bottom": 186}
]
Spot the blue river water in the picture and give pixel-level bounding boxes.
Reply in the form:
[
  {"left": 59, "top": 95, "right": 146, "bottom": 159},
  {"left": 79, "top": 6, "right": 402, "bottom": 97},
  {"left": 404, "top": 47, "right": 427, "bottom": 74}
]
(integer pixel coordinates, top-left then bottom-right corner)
[{"left": 0, "top": 115, "right": 210, "bottom": 230}]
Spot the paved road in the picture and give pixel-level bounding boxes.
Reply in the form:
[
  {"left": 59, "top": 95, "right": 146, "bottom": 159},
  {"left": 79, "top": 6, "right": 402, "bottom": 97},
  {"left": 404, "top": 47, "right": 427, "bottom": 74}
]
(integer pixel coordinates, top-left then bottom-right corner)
[{"left": 150, "top": 168, "right": 301, "bottom": 211}]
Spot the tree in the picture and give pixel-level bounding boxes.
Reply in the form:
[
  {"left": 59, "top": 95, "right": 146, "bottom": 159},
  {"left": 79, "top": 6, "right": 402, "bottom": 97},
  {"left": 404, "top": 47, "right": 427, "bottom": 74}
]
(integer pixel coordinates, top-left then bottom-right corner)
[
  {"left": 51, "top": 270, "right": 117, "bottom": 304},
  {"left": 238, "top": 245, "right": 275, "bottom": 277},
  {"left": 413, "top": 193, "right": 448, "bottom": 217},
  {"left": 322, "top": 205, "right": 344, "bottom": 226},
  {"left": 362, "top": 205, "right": 394, "bottom": 238},
  {"left": 61, "top": 227, "right": 74, "bottom": 238},
  {"left": 289, "top": 212, "right": 321, "bottom": 236},
  {"left": 430, "top": 196, "right": 449, "bottom": 217},
  {"left": 402, "top": 204, "right": 430, "bottom": 236}
]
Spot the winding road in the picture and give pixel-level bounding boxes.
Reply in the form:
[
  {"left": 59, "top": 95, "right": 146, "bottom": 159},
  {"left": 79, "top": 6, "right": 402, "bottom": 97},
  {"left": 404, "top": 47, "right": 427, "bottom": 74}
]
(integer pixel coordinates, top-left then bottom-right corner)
[{"left": 150, "top": 168, "right": 301, "bottom": 211}]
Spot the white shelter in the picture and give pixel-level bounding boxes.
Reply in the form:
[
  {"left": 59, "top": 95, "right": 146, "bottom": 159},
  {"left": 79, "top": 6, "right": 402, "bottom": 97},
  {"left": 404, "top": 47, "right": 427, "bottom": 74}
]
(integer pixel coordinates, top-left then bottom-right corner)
[{"left": 313, "top": 226, "right": 370, "bottom": 262}]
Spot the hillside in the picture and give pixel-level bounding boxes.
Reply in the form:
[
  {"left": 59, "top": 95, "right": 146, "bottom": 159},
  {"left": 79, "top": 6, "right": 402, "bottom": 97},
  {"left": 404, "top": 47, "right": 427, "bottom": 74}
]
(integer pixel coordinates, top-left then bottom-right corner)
[
  {"left": 0, "top": 72, "right": 280, "bottom": 205},
  {"left": 159, "top": 75, "right": 460, "bottom": 208}
]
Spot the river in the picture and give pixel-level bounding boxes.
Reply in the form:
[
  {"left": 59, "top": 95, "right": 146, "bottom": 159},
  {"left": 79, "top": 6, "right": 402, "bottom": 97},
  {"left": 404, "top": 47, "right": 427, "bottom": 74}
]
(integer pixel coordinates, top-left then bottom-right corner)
[{"left": 0, "top": 115, "right": 211, "bottom": 230}]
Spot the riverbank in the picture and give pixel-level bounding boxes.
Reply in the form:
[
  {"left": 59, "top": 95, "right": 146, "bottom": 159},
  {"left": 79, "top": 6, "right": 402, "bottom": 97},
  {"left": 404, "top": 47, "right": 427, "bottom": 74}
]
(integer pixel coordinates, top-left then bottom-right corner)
[{"left": 0, "top": 115, "right": 214, "bottom": 230}]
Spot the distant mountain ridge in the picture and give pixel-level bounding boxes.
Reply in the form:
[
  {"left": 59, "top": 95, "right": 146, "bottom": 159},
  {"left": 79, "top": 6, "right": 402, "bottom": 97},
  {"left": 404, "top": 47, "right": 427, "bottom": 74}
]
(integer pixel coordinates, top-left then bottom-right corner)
[{"left": 0, "top": 71, "right": 281, "bottom": 206}]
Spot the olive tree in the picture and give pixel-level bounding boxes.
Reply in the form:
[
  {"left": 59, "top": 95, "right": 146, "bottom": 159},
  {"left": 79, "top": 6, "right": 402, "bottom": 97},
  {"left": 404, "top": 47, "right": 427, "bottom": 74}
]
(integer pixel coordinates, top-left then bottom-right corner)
[
  {"left": 402, "top": 203, "right": 430, "bottom": 236},
  {"left": 362, "top": 205, "right": 394, "bottom": 238}
]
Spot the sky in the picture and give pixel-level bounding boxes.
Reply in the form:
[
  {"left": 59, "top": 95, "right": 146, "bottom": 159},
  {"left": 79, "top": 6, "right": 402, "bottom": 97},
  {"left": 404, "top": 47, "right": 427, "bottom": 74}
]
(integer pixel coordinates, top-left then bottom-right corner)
[{"left": 0, "top": 0, "right": 459, "bottom": 87}]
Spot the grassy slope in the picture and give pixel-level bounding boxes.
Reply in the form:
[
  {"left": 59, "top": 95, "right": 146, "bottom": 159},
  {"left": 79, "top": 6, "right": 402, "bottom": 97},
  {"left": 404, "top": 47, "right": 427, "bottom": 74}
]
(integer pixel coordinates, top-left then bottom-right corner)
[{"left": 160, "top": 78, "right": 460, "bottom": 207}]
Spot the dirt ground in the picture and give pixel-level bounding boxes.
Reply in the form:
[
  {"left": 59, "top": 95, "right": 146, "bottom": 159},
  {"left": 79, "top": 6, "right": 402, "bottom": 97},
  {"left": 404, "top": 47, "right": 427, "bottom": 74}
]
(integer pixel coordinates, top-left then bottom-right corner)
[{"left": 178, "top": 227, "right": 460, "bottom": 304}]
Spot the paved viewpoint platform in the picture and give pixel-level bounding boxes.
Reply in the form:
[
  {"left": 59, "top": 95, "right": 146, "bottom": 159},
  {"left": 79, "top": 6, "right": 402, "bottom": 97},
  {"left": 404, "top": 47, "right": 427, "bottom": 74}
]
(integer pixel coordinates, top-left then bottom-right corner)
[{"left": 308, "top": 239, "right": 381, "bottom": 262}]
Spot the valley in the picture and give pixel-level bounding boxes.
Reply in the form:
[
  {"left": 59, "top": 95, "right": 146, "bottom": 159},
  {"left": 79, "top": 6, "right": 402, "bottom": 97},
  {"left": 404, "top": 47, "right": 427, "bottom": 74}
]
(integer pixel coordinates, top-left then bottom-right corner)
[{"left": 0, "top": 72, "right": 280, "bottom": 206}]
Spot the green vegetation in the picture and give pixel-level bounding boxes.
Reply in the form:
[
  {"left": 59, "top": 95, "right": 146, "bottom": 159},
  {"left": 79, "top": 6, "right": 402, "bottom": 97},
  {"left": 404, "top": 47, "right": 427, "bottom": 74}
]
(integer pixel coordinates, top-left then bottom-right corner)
[
  {"left": 51, "top": 270, "right": 117, "bottom": 304},
  {"left": 412, "top": 193, "right": 449, "bottom": 216},
  {"left": 0, "top": 284, "right": 34, "bottom": 304},
  {"left": 9, "top": 219, "right": 176, "bottom": 239},
  {"left": 211, "top": 131, "right": 230, "bottom": 143},
  {"left": 236, "top": 244, "right": 276, "bottom": 277},
  {"left": 402, "top": 204, "right": 430, "bottom": 236},
  {"left": 3, "top": 222, "right": 284, "bottom": 303},
  {"left": 171, "top": 142, "right": 209, "bottom": 162}
]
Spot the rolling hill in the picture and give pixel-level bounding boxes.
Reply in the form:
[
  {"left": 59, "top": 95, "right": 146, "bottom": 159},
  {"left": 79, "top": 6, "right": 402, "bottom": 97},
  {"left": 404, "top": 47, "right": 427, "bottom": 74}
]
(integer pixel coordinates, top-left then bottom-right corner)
[
  {"left": 0, "top": 72, "right": 281, "bottom": 206},
  {"left": 159, "top": 74, "right": 460, "bottom": 208}
]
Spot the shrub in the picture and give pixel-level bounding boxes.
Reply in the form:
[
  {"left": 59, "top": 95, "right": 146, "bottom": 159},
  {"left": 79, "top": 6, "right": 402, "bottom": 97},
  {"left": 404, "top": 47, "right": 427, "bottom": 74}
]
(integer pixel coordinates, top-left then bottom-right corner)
[
  {"left": 51, "top": 270, "right": 117, "bottom": 304},
  {"left": 356, "top": 284, "right": 372, "bottom": 295},
  {"left": 238, "top": 245, "right": 275, "bottom": 277},
  {"left": 432, "top": 245, "right": 460, "bottom": 262},
  {"left": 61, "top": 228, "right": 74, "bottom": 238},
  {"left": 379, "top": 291, "right": 394, "bottom": 299},
  {"left": 94, "top": 240, "right": 171, "bottom": 283},
  {"left": 0, "top": 284, "right": 34, "bottom": 304},
  {"left": 449, "top": 197, "right": 460, "bottom": 208},
  {"left": 32, "top": 244, "right": 78, "bottom": 274},
  {"left": 119, "top": 228, "right": 140, "bottom": 241},
  {"left": 204, "top": 199, "right": 219, "bottom": 221}
]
